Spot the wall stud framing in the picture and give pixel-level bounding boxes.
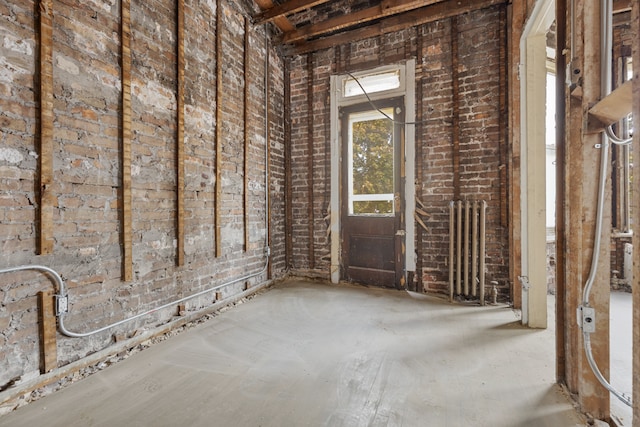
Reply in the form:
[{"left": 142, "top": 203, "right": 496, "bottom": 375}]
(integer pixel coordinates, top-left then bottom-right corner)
[
  {"left": 451, "top": 16, "right": 460, "bottom": 201},
  {"left": 244, "top": 16, "right": 251, "bottom": 253},
  {"left": 38, "top": 0, "right": 54, "bottom": 255},
  {"left": 307, "top": 53, "right": 316, "bottom": 269},
  {"left": 121, "top": 0, "right": 133, "bottom": 281},
  {"left": 177, "top": 0, "right": 185, "bottom": 266},
  {"left": 38, "top": 290, "right": 57, "bottom": 373},
  {"left": 215, "top": 0, "right": 223, "bottom": 256}
]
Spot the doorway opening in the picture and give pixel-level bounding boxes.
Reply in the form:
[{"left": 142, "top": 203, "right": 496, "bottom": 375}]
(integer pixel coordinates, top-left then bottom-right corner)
[
  {"left": 329, "top": 61, "right": 416, "bottom": 287},
  {"left": 340, "top": 99, "right": 404, "bottom": 288}
]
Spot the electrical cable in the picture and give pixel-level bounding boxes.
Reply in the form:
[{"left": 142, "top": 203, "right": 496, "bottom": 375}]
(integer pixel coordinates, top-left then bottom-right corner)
[{"left": 345, "top": 72, "right": 428, "bottom": 126}]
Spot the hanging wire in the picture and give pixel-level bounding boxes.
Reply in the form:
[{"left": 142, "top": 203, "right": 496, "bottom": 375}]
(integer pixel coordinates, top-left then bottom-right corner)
[{"left": 345, "top": 72, "right": 428, "bottom": 126}]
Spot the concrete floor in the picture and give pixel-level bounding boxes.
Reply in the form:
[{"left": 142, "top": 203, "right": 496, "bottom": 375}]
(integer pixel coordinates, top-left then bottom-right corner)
[{"left": 0, "top": 279, "right": 587, "bottom": 427}]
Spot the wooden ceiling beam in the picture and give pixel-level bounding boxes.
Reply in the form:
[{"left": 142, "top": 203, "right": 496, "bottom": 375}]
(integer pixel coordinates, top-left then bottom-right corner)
[
  {"left": 254, "top": 0, "right": 333, "bottom": 25},
  {"left": 381, "top": 0, "right": 442, "bottom": 15},
  {"left": 281, "top": 0, "right": 441, "bottom": 44},
  {"left": 253, "top": 0, "right": 295, "bottom": 32},
  {"left": 283, "top": 0, "right": 508, "bottom": 56}
]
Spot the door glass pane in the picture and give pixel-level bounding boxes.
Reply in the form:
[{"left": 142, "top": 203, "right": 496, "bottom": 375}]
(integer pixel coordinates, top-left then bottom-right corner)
[{"left": 348, "top": 108, "right": 394, "bottom": 215}]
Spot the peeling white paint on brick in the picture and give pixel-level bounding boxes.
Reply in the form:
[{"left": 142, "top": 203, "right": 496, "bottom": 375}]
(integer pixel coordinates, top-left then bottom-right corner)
[{"left": 0, "top": 148, "right": 24, "bottom": 164}]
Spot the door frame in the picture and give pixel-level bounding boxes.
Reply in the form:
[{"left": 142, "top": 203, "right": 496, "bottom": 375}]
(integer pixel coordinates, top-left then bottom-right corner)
[
  {"left": 519, "top": 0, "right": 555, "bottom": 327},
  {"left": 329, "top": 60, "right": 416, "bottom": 285}
]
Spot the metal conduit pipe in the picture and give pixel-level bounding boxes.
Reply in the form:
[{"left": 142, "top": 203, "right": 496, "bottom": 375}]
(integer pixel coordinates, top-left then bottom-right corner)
[
  {"left": 0, "top": 26, "right": 273, "bottom": 339},
  {"left": 579, "top": 0, "right": 632, "bottom": 407}
]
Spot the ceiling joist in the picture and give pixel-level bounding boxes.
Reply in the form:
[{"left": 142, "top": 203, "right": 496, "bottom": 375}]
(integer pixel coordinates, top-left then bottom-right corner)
[
  {"left": 254, "top": 0, "right": 333, "bottom": 25},
  {"left": 280, "top": 0, "right": 442, "bottom": 44},
  {"left": 253, "top": 0, "right": 295, "bottom": 32},
  {"left": 282, "top": 0, "right": 508, "bottom": 56}
]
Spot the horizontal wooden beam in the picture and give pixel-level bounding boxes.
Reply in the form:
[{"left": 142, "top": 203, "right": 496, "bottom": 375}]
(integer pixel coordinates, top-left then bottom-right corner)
[
  {"left": 254, "top": 0, "right": 331, "bottom": 25},
  {"left": 381, "top": 0, "right": 442, "bottom": 14},
  {"left": 589, "top": 79, "right": 633, "bottom": 126},
  {"left": 283, "top": 0, "right": 507, "bottom": 56},
  {"left": 253, "top": 0, "right": 295, "bottom": 32},
  {"left": 281, "top": 0, "right": 441, "bottom": 44}
]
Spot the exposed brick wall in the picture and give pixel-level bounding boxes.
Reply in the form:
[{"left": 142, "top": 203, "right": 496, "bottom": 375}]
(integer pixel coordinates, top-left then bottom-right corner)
[
  {"left": 0, "top": 0, "right": 284, "bottom": 391},
  {"left": 287, "top": 5, "right": 511, "bottom": 294}
]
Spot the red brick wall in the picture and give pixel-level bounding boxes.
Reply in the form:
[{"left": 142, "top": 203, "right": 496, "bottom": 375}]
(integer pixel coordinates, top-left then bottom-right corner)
[
  {"left": 287, "top": 5, "right": 511, "bottom": 294},
  {"left": 0, "top": 0, "right": 284, "bottom": 390}
]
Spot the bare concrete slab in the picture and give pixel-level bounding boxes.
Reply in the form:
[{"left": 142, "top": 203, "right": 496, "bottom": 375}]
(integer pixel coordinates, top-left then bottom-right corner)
[{"left": 0, "top": 280, "right": 587, "bottom": 427}]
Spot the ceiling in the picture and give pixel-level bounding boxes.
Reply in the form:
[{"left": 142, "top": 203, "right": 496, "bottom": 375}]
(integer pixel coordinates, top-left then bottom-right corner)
[
  {"left": 252, "top": 0, "right": 508, "bottom": 56},
  {"left": 253, "top": 0, "right": 634, "bottom": 56}
]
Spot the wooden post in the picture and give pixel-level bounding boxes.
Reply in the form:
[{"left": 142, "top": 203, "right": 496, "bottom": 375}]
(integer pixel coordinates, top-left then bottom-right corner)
[
  {"left": 176, "top": 0, "right": 185, "bottom": 266},
  {"left": 415, "top": 25, "right": 425, "bottom": 294},
  {"left": 306, "top": 53, "right": 315, "bottom": 270},
  {"left": 215, "top": 0, "right": 223, "bottom": 257},
  {"left": 38, "top": 291, "right": 57, "bottom": 373},
  {"left": 450, "top": 16, "right": 460, "bottom": 201},
  {"left": 507, "top": 1, "right": 523, "bottom": 311},
  {"left": 121, "top": 0, "right": 133, "bottom": 281},
  {"left": 244, "top": 16, "right": 251, "bottom": 253},
  {"left": 630, "top": 1, "right": 639, "bottom": 424},
  {"left": 38, "top": 0, "right": 54, "bottom": 255},
  {"left": 565, "top": 0, "right": 610, "bottom": 418},
  {"left": 555, "top": 0, "right": 568, "bottom": 385},
  {"left": 284, "top": 58, "right": 293, "bottom": 269}
]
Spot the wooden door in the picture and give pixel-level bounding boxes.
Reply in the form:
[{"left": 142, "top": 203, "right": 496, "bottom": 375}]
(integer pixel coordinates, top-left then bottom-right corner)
[{"left": 340, "top": 98, "right": 405, "bottom": 288}]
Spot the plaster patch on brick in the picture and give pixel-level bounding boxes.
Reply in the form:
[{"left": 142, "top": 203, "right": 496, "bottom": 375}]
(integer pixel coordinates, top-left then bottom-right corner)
[
  {"left": 55, "top": 54, "right": 80, "bottom": 76},
  {"left": 132, "top": 80, "right": 176, "bottom": 111},
  {"left": 0, "top": 148, "right": 24, "bottom": 164},
  {"left": 79, "top": 247, "right": 98, "bottom": 256},
  {"left": 0, "top": 57, "right": 25, "bottom": 83},
  {"left": 86, "top": 0, "right": 117, "bottom": 13},
  {"left": 2, "top": 35, "right": 33, "bottom": 56}
]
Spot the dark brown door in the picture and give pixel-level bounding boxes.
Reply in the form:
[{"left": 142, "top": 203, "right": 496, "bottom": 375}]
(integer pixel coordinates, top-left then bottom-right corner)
[{"left": 340, "top": 98, "right": 405, "bottom": 288}]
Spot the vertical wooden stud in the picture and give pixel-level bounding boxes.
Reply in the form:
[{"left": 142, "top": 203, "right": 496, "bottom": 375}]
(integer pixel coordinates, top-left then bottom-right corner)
[
  {"left": 265, "top": 34, "right": 272, "bottom": 279},
  {"left": 244, "top": 17, "right": 250, "bottom": 253},
  {"left": 284, "top": 58, "right": 293, "bottom": 269},
  {"left": 38, "top": 0, "right": 54, "bottom": 255},
  {"left": 555, "top": 0, "right": 568, "bottom": 385},
  {"left": 451, "top": 16, "right": 460, "bottom": 201},
  {"left": 38, "top": 290, "right": 57, "bottom": 373},
  {"left": 415, "top": 25, "right": 425, "bottom": 293},
  {"left": 631, "top": 2, "right": 639, "bottom": 424},
  {"left": 498, "top": 6, "right": 508, "bottom": 228},
  {"left": 121, "top": 0, "right": 133, "bottom": 281},
  {"left": 306, "top": 54, "right": 315, "bottom": 269},
  {"left": 215, "top": 0, "right": 223, "bottom": 256},
  {"left": 176, "top": 0, "right": 185, "bottom": 266}
]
